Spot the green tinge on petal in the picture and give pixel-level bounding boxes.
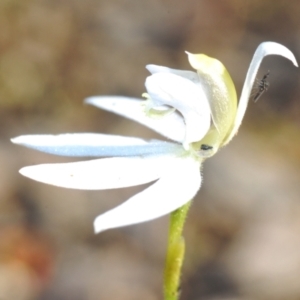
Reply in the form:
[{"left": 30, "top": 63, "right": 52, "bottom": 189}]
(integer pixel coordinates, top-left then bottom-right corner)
[
  {"left": 186, "top": 52, "right": 237, "bottom": 150},
  {"left": 143, "top": 97, "right": 176, "bottom": 118}
]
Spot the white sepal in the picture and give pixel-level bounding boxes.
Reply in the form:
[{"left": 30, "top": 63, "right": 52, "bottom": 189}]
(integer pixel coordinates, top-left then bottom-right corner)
[
  {"left": 19, "top": 154, "right": 181, "bottom": 190},
  {"left": 224, "top": 41, "right": 298, "bottom": 144},
  {"left": 11, "top": 134, "right": 183, "bottom": 157}
]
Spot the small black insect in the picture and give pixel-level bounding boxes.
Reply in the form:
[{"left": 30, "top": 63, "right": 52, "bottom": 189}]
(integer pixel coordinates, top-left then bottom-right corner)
[
  {"left": 201, "top": 144, "right": 213, "bottom": 151},
  {"left": 253, "top": 70, "right": 270, "bottom": 102}
]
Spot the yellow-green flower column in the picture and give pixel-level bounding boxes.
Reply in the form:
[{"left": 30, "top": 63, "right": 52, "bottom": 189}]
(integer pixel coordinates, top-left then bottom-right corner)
[{"left": 163, "top": 52, "right": 237, "bottom": 300}]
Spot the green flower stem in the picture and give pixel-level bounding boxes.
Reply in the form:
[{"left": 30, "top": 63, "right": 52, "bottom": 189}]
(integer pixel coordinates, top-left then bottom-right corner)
[{"left": 163, "top": 200, "right": 192, "bottom": 300}]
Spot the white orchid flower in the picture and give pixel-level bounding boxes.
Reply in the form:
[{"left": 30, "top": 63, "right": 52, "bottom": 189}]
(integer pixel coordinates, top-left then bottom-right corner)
[{"left": 12, "top": 42, "right": 297, "bottom": 233}]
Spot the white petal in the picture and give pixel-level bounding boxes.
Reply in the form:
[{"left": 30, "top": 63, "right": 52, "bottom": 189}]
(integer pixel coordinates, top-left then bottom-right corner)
[
  {"left": 19, "top": 154, "right": 181, "bottom": 190},
  {"left": 146, "top": 64, "right": 200, "bottom": 83},
  {"left": 85, "top": 96, "right": 185, "bottom": 143},
  {"left": 11, "top": 134, "right": 182, "bottom": 157},
  {"left": 223, "top": 41, "right": 298, "bottom": 144},
  {"left": 94, "top": 156, "right": 201, "bottom": 233},
  {"left": 145, "top": 73, "right": 211, "bottom": 147}
]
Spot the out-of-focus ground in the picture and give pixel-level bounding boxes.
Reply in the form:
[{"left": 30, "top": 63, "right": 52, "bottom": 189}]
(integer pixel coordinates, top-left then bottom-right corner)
[{"left": 1, "top": 0, "right": 300, "bottom": 299}]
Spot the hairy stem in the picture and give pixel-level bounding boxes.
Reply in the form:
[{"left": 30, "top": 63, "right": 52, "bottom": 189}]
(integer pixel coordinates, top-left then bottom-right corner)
[{"left": 163, "top": 201, "right": 192, "bottom": 300}]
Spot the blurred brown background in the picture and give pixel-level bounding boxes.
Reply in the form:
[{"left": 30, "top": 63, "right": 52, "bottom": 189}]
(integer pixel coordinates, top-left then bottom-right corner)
[{"left": 1, "top": 0, "right": 300, "bottom": 299}]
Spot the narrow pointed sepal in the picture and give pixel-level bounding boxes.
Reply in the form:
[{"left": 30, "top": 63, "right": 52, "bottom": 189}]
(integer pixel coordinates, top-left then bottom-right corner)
[
  {"left": 11, "top": 134, "right": 183, "bottom": 157},
  {"left": 19, "top": 154, "right": 183, "bottom": 190},
  {"left": 223, "top": 41, "right": 298, "bottom": 145}
]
